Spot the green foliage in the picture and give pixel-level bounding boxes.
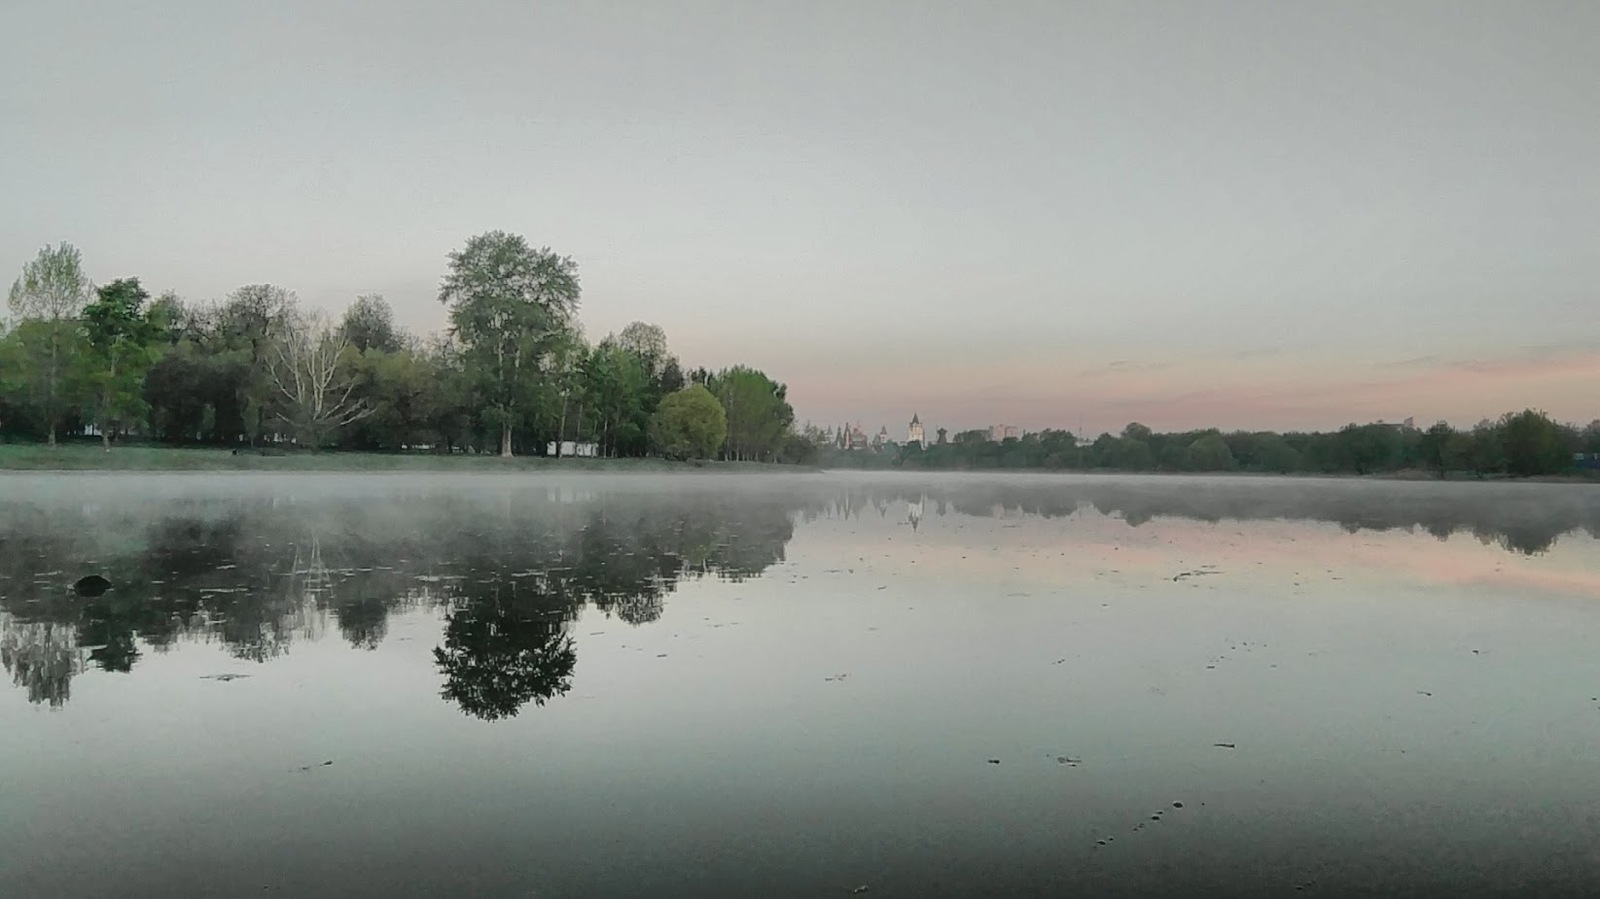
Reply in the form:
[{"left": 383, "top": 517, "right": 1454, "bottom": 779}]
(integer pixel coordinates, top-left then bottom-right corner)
[
  {"left": 1497, "top": 409, "right": 1569, "bottom": 477},
  {"left": 2, "top": 240, "right": 810, "bottom": 463},
  {"left": 1185, "top": 433, "right": 1236, "bottom": 471},
  {"left": 650, "top": 385, "right": 727, "bottom": 460},
  {"left": 708, "top": 366, "right": 794, "bottom": 461},
  {"left": 340, "top": 294, "right": 400, "bottom": 354},
  {"left": 439, "top": 232, "right": 580, "bottom": 456},
  {"left": 217, "top": 284, "right": 295, "bottom": 446},
  {"left": 854, "top": 414, "right": 1589, "bottom": 479},
  {"left": 582, "top": 340, "right": 650, "bottom": 457},
  {"left": 80, "top": 278, "right": 166, "bottom": 448},
  {"left": 6, "top": 243, "right": 92, "bottom": 444}
]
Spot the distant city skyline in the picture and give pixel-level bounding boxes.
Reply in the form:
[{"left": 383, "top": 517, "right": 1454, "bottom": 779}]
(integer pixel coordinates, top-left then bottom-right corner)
[{"left": 3, "top": 1, "right": 1596, "bottom": 435}]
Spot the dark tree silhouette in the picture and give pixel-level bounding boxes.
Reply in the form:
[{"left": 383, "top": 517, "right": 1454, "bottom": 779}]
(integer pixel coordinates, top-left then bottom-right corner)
[{"left": 434, "top": 592, "right": 577, "bottom": 721}]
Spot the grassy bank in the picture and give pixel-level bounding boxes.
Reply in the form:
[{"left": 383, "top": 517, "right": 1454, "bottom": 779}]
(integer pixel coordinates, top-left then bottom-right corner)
[{"left": 0, "top": 444, "right": 810, "bottom": 473}]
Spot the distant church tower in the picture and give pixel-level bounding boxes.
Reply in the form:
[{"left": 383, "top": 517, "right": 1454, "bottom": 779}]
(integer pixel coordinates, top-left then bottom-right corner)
[{"left": 908, "top": 413, "right": 926, "bottom": 448}]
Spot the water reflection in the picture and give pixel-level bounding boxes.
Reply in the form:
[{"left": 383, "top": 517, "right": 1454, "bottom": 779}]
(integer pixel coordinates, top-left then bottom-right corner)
[
  {"left": 2, "top": 474, "right": 1596, "bottom": 714},
  {"left": 0, "top": 484, "right": 802, "bottom": 717},
  {"left": 812, "top": 477, "right": 1600, "bottom": 557}
]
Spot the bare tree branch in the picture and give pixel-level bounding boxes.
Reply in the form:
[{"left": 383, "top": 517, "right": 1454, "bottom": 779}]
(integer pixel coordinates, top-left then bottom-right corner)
[{"left": 268, "top": 308, "right": 372, "bottom": 448}]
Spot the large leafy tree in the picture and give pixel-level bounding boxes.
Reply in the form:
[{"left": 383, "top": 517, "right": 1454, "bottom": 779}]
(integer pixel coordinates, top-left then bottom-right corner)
[
  {"left": 582, "top": 340, "right": 649, "bottom": 456},
  {"left": 650, "top": 385, "right": 726, "bottom": 460},
  {"left": 438, "top": 232, "right": 579, "bottom": 457},
  {"left": 340, "top": 293, "right": 399, "bottom": 354},
  {"left": 7, "top": 243, "right": 94, "bottom": 446},
  {"left": 707, "top": 366, "right": 794, "bottom": 461},
  {"left": 1497, "top": 409, "right": 1569, "bottom": 477},
  {"left": 80, "top": 278, "right": 167, "bottom": 449},
  {"left": 217, "top": 284, "right": 294, "bottom": 446}
]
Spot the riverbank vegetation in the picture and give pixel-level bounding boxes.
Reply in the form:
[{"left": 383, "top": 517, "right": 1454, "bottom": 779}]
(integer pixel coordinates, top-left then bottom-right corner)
[
  {"left": 825, "top": 413, "right": 1600, "bottom": 480},
  {"left": 2, "top": 238, "right": 814, "bottom": 464}
]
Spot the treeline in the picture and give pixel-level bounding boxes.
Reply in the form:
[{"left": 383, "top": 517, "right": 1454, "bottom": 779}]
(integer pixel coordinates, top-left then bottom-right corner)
[
  {"left": 0, "top": 236, "right": 814, "bottom": 463},
  {"left": 826, "top": 415, "right": 1600, "bottom": 478}
]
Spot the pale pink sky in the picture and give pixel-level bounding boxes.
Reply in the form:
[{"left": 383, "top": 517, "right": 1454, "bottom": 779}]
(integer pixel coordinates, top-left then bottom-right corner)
[{"left": 3, "top": 2, "right": 1596, "bottom": 436}]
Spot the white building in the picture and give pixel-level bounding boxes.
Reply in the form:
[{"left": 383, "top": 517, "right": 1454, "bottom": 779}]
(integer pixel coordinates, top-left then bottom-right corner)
[
  {"left": 546, "top": 441, "right": 599, "bottom": 457},
  {"left": 908, "top": 413, "right": 926, "bottom": 448}
]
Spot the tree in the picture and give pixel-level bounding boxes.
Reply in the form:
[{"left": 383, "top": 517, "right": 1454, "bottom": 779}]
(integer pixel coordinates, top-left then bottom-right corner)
[
  {"left": 340, "top": 293, "right": 400, "bottom": 354},
  {"left": 1185, "top": 433, "right": 1236, "bottom": 471},
  {"left": 217, "top": 284, "right": 295, "bottom": 446},
  {"left": 1468, "top": 419, "right": 1507, "bottom": 474},
  {"left": 1122, "top": 422, "right": 1153, "bottom": 443},
  {"left": 268, "top": 307, "right": 372, "bottom": 448},
  {"left": 1419, "top": 421, "right": 1453, "bottom": 476},
  {"left": 1113, "top": 437, "right": 1154, "bottom": 470},
  {"left": 650, "top": 385, "right": 726, "bottom": 460},
  {"left": 342, "top": 342, "right": 445, "bottom": 451},
  {"left": 439, "top": 232, "right": 580, "bottom": 458},
  {"left": 1333, "top": 423, "right": 1403, "bottom": 475},
  {"left": 582, "top": 340, "right": 649, "bottom": 456},
  {"left": 7, "top": 243, "right": 93, "bottom": 446},
  {"left": 709, "top": 366, "right": 794, "bottom": 461},
  {"left": 616, "top": 321, "right": 669, "bottom": 377},
  {"left": 1498, "top": 409, "right": 1567, "bottom": 477},
  {"left": 80, "top": 278, "right": 166, "bottom": 449}
]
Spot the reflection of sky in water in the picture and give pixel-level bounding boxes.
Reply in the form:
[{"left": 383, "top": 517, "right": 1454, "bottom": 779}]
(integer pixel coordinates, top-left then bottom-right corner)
[
  {"left": 3, "top": 473, "right": 1600, "bottom": 897},
  {"left": 807, "top": 503, "right": 1600, "bottom": 600}
]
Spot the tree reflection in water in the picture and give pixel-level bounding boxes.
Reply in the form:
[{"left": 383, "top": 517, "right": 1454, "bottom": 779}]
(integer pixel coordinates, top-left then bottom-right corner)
[
  {"left": 0, "top": 484, "right": 804, "bottom": 717},
  {"left": 434, "top": 590, "right": 577, "bottom": 721},
  {"left": 2, "top": 476, "right": 1596, "bottom": 715}
]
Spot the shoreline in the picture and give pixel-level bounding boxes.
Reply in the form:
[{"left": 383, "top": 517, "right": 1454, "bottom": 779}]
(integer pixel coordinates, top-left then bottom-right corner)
[{"left": 0, "top": 445, "right": 815, "bottom": 473}]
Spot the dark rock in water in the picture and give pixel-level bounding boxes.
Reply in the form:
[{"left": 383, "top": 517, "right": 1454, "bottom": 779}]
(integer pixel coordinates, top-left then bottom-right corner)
[
  {"left": 73, "top": 575, "right": 112, "bottom": 597},
  {"left": 1172, "top": 801, "right": 1184, "bottom": 809}
]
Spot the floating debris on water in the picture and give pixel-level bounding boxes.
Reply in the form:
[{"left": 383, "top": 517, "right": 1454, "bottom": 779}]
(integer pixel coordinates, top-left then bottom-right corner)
[{"left": 73, "top": 574, "right": 112, "bottom": 597}]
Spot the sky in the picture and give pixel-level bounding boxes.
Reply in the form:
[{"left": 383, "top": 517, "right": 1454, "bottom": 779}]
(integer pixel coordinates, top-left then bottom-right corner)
[{"left": 3, "top": 1, "right": 1597, "bottom": 437}]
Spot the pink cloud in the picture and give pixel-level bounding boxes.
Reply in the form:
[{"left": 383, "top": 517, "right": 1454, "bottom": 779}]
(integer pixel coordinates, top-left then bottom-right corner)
[{"left": 792, "top": 348, "right": 1600, "bottom": 434}]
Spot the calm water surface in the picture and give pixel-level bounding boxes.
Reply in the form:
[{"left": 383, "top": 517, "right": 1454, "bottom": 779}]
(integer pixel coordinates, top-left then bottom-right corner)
[{"left": 3, "top": 472, "right": 1600, "bottom": 897}]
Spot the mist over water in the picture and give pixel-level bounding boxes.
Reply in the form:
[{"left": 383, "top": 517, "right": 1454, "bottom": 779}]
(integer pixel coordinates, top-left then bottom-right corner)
[{"left": 3, "top": 472, "right": 1599, "bottom": 897}]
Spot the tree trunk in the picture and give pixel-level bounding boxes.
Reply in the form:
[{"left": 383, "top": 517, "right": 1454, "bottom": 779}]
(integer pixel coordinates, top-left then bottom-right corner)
[
  {"left": 47, "top": 333, "right": 58, "bottom": 448},
  {"left": 556, "top": 394, "right": 568, "bottom": 459},
  {"left": 500, "top": 420, "right": 513, "bottom": 458}
]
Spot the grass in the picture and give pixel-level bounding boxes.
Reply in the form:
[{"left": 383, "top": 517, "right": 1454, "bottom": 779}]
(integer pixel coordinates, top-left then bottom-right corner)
[{"left": 0, "top": 443, "right": 806, "bottom": 473}]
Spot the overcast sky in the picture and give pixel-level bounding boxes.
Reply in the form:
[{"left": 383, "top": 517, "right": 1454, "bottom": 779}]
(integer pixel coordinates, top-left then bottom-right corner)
[{"left": 3, "top": 1, "right": 1596, "bottom": 436}]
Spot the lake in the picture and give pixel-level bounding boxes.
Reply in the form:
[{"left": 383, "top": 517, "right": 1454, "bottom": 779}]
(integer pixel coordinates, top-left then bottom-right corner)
[{"left": 3, "top": 472, "right": 1599, "bottom": 897}]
